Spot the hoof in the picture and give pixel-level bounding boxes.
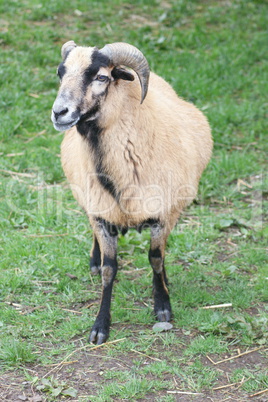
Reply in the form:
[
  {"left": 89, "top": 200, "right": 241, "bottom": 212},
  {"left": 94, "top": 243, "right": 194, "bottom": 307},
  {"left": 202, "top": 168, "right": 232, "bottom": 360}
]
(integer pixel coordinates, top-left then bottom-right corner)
[
  {"left": 89, "top": 317, "right": 110, "bottom": 345},
  {"left": 154, "top": 297, "right": 172, "bottom": 322},
  {"left": 155, "top": 308, "right": 172, "bottom": 322},
  {"left": 90, "top": 265, "right": 101, "bottom": 275},
  {"left": 89, "top": 329, "right": 108, "bottom": 345}
]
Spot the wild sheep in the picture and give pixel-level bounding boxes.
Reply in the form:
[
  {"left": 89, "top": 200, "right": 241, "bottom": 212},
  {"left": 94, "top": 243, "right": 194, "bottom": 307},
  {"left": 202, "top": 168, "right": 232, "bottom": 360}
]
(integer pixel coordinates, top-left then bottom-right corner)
[{"left": 51, "top": 41, "right": 213, "bottom": 344}]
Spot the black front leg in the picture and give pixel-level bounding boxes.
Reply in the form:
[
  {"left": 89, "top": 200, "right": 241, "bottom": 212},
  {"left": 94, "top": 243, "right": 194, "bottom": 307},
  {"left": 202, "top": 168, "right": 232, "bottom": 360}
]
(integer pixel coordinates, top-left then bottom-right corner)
[
  {"left": 152, "top": 267, "right": 171, "bottom": 322},
  {"left": 89, "top": 218, "right": 118, "bottom": 345}
]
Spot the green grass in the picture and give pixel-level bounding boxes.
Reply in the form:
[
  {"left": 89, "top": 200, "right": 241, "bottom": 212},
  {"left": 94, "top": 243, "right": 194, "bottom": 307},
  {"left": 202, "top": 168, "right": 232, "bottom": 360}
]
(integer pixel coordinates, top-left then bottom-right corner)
[{"left": 0, "top": 0, "right": 268, "bottom": 400}]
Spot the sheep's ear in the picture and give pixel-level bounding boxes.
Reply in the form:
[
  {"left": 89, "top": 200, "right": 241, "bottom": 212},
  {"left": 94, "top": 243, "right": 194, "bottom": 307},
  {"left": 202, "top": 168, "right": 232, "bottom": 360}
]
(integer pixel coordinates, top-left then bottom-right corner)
[
  {"left": 61, "top": 40, "right": 77, "bottom": 60},
  {"left": 111, "top": 67, "right": 135, "bottom": 82}
]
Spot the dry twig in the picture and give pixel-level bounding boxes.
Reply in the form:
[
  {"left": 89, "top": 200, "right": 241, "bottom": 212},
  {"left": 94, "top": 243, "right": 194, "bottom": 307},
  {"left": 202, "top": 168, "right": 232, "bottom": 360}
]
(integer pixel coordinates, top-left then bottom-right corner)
[
  {"left": 28, "top": 93, "right": 40, "bottom": 99},
  {"left": 202, "top": 303, "right": 232, "bottom": 309},
  {"left": 45, "top": 360, "right": 78, "bottom": 367},
  {"left": 206, "top": 355, "right": 216, "bottom": 364},
  {"left": 6, "top": 152, "right": 25, "bottom": 157},
  {"left": 26, "top": 233, "right": 69, "bottom": 238},
  {"left": 249, "top": 388, "right": 268, "bottom": 398},
  {"left": 207, "top": 346, "right": 263, "bottom": 365},
  {"left": 213, "top": 378, "right": 245, "bottom": 391},
  {"left": 167, "top": 391, "right": 203, "bottom": 395},
  {"left": 130, "top": 349, "right": 161, "bottom": 361},
  {"left": 0, "top": 169, "right": 36, "bottom": 178},
  {"left": 25, "top": 129, "right": 46, "bottom": 143},
  {"left": 61, "top": 308, "right": 82, "bottom": 315}
]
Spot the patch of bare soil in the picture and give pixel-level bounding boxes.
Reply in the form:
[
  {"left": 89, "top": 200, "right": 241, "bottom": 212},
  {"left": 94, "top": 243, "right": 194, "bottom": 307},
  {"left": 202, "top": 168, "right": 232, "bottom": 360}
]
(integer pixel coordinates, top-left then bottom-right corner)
[
  {"left": 1, "top": 335, "right": 267, "bottom": 401},
  {"left": 201, "top": 347, "right": 268, "bottom": 401}
]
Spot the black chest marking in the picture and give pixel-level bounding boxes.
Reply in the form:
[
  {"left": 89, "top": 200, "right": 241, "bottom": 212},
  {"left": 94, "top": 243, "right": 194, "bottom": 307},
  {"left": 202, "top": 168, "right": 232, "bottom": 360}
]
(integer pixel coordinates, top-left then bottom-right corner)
[{"left": 77, "top": 117, "right": 118, "bottom": 200}]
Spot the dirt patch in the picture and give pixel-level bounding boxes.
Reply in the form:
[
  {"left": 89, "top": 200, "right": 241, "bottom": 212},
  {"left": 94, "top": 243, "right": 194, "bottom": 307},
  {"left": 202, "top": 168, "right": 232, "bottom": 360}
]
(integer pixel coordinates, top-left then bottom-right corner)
[
  {"left": 0, "top": 348, "right": 124, "bottom": 401},
  {"left": 1, "top": 340, "right": 267, "bottom": 401},
  {"left": 201, "top": 347, "right": 268, "bottom": 401},
  {"left": 0, "top": 372, "right": 43, "bottom": 402}
]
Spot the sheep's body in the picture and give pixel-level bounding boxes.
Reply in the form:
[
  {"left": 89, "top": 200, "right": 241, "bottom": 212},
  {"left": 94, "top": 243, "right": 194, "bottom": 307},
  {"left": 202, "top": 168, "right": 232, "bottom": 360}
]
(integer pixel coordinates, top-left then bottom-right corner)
[
  {"left": 61, "top": 72, "right": 211, "bottom": 228},
  {"left": 52, "top": 42, "right": 213, "bottom": 344}
]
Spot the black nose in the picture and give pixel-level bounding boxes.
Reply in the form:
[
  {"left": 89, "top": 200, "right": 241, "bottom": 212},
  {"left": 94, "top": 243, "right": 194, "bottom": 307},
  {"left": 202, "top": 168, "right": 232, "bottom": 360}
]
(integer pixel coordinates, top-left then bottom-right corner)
[{"left": 53, "top": 107, "right": 69, "bottom": 120}]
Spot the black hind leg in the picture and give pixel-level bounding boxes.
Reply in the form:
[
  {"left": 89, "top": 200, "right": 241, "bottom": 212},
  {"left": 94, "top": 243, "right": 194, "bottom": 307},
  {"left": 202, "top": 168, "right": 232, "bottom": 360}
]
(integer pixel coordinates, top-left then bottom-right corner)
[
  {"left": 90, "top": 235, "right": 101, "bottom": 275},
  {"left": 149, "top": 223, "right": 172, "bottom": 322}
]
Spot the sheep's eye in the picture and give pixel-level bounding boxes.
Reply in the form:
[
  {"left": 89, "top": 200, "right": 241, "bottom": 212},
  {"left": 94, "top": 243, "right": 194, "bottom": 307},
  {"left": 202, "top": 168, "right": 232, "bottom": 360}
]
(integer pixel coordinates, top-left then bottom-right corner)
[{"left": 96, "top": 75, "right": 108, "bottom": 82}]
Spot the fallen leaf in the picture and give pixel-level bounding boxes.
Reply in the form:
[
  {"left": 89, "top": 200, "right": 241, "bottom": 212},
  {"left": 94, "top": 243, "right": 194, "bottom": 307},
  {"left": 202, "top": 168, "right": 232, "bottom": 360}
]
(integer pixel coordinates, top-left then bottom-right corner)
[
  {"left": 29, "top": 396, "right": 43, "bottom": 402},
  {"left": 153, "top": 322, "right": 173, "bottom": 332},
  {"left": 62, "top": 387, "right": 78, "bottom": 397},
  {"left": 17, "top": 396, "right": 28, "bottom": 401}
]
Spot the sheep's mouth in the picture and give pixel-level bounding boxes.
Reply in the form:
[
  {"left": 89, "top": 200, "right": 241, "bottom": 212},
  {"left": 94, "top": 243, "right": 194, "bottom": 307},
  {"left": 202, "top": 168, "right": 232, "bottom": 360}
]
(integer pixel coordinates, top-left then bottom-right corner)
[
  {"left": 53, "top": 117, "right": 80, "bottom": 132},
  {"left": 52, "top": 104, "right": 100, "bottom": 132}
]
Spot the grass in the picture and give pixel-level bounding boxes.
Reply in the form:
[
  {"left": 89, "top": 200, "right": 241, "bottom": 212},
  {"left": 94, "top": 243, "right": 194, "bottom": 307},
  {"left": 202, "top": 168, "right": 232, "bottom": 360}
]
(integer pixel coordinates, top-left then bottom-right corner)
[{"left": 0, "top": 0, "right": 268, "bottom": 400}]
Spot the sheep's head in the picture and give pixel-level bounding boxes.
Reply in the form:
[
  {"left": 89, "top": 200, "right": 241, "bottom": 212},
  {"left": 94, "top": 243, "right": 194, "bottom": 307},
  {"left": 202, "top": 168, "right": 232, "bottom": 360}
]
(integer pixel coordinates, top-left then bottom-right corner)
[{"left": 51, "top": 41, "right": 150, "bottom": 132}]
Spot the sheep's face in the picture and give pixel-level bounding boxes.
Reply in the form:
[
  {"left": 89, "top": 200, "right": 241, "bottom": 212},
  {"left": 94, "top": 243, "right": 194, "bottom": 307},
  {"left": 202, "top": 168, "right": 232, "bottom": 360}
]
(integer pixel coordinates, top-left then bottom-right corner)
[
  {"left": 51, "top": 43, "right": 134, "bottom": 132},
  {"left": 52, "top": 46, "right": 112, "bottom": 131}
]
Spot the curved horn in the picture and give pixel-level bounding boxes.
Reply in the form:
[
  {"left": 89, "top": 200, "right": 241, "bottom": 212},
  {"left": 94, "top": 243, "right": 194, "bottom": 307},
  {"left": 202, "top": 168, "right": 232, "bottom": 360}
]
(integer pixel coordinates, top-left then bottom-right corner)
[
  {"left": 100, "top": 42, "right": 150, "bottom": 104},
  {"left": 61, "top": 40, "right": 77, "bottom": 60}
]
